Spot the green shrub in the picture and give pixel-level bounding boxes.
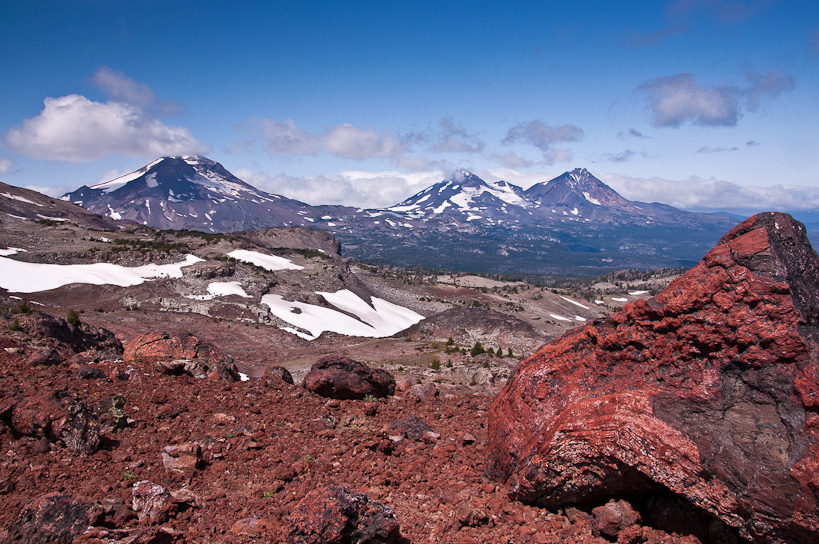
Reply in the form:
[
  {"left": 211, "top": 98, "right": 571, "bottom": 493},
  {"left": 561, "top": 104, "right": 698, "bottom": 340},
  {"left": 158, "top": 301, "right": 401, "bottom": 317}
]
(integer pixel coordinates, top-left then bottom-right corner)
[
  {"left": 8, "top": 319, "right": 21, "bottom": 331},
  {"left": 66, "top": 309, "right": 81, "bottom": 326}
]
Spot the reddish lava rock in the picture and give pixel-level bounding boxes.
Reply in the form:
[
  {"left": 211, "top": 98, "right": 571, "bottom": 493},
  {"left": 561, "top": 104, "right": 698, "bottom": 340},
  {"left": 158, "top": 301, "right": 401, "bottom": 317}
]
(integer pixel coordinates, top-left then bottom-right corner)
[
  {"left": 288, "top": 484, "right": 401, "bottom": 543},
  {"left": 1, "top": 492, "right": 100, "bottom": 544},
  {"left": 303, "top": 355, "right": 395, "bottom": 400},
  {"left": 487, "top": 212, "right": 819, "bottom": 543},
  {"left": 124, "top": 331, "right": 239, "bottom": 381}
]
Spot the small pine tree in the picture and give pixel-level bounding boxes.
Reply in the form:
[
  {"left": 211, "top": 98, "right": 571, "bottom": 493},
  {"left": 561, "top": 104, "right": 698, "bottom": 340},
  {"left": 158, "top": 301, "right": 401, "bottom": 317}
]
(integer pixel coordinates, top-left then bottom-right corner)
[
  {"left": 470, "top": 341, "right": 484, "bottom": 357},
  {"left": 486, "top": 346, "right": 495, "bottom": 356},
  {"left": 507, "top": 347, "right": 513, "bottom": 357}
]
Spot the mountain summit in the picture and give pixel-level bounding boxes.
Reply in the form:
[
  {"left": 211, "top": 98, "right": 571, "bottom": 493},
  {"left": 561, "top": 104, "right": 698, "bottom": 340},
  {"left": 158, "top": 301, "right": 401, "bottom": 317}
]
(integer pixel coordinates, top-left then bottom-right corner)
[{"left": 63, "top": 156, "right": 346, "bottom": 232}]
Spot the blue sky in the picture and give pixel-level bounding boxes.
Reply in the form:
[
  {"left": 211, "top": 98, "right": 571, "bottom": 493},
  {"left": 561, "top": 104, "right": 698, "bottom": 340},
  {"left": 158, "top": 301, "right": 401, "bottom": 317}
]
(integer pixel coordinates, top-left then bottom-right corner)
[{"left": 2, "top": 0, "right": 818, "bottom": 212}]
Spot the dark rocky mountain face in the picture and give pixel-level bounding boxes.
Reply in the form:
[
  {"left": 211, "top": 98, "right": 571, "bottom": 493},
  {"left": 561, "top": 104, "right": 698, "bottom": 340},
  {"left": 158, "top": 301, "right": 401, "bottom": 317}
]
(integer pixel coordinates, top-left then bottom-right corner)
[{"left": 63, "top": 158, "right": 737, "bottom": 277}]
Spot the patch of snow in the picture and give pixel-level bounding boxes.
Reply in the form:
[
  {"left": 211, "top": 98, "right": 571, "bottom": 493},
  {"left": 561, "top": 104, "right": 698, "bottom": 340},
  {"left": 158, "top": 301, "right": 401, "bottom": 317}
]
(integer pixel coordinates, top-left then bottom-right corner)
[
  {"left": 1, "top": 192, "right": 42, "bottom": 206},
  {"left": 612, "top": 297, "right": 629, "bottom": 302},
  {"left": 239, "top": 372, "right": 249, "bottom": 381},
  {"left": 262, "top": 289, "right": 423, "bottom": 340},
  {"left": 327, "top": 222, "right": 336, "bottom": 227},
  {"left": 208, "top": 281, "right": 251, "bottom": 298},
  {"left": 570, "top": 207, "right": 579, "bottom": 216},
  {"left": 227, "top": 249, "right": 303, "bottom": 271},
  {"left": 550, "top": 313, "right": 572, "bottom": 322},
  {"left": 0, "top": 247, "right": 26, "bottom": 256},
  {"left": 321, "top": 215, "right": 333, "bottom": 220},
  {"left": 583, "top": 192, "right": 601, "bottom": 205},
  {"left": 7, "top": 214, "right": 27, "bottom": 220},
  {"left": 36, "top": 214, "right": 68, "bottom": 222},
  {"left": 0, "top": 254, "right": 203, "bottom": 293},
  {"left": 595, "top": 299, "right": 605, "bottom": 305},
  {"left": 145, "top": 173, "right": 158, "bottom": 188},
  {"left": 432, "top": 201, "right": 452, "bottom": 214},
  {"left": 628, "top": 290, "right": 649, "bottom": 296},
  {"left": 92, "top": 157, "right": 164, "bottom": 193},
  {"left": 560, "top": 296, "right": 591, "bottom": 310}
]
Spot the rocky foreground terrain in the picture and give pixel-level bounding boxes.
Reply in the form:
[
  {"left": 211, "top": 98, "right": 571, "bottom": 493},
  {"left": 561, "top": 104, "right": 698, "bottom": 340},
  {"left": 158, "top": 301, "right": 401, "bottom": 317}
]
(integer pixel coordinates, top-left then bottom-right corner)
[{"left": 3, "top": 182, "right": 819, "bottom": 543}]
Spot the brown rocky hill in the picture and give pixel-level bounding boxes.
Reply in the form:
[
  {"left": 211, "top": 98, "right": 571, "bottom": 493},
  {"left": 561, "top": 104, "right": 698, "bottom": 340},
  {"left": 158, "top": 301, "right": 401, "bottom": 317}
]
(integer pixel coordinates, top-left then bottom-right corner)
[{"left": 487, "top": 212, "right": 819, "bottom": 544}]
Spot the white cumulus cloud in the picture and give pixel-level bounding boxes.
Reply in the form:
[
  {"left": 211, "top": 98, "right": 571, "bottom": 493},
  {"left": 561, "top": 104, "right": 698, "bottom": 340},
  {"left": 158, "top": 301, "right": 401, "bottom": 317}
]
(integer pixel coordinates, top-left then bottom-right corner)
[{"left": 4, "top": 69, "right": 208, "bottom": 162}]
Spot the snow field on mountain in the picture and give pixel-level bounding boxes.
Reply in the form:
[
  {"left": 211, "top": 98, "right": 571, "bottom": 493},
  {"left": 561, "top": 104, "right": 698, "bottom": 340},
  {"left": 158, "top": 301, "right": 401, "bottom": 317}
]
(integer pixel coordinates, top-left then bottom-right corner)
[
  {"left": 0, "top": 254, "right": 203, "bottom": 293},
  {"left": 227, "top": 249, "right": 304, "bottom": 271},
  {"left": 186, "top": 281, "right": 252, "bottom": 300},
  {"left": 261, "top": 289, "right": 424, "bottom": 340}
]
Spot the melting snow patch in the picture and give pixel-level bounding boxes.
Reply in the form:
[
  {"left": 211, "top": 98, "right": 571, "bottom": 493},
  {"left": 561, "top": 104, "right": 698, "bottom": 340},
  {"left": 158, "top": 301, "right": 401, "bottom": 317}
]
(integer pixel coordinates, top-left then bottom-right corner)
[
  {"left": 560, "top": 296, "right": 591, "bottom": 310},
  {"left": 239, "top": 372, "right": 249, "bottom": 381},
  {"left": 629, "top": 290, "right": 649, "bottom": 296},
  {"left": 575, "top": 316, "right": 587, "bottom": 322},
  {"left": 595, "top": 299, "right": 605, "bottom": 305},
  {"left": 262, "top": 289, "right": 423, "bottom": 340},
  {"left": 583, "top": 192, "right": 601, "bottom": 205},
  {"left": 0, "top": 248, "right": 26, "bottom": 256},
  {"left": 571, "top": 207, "right": 579, "bottom": 216},
  {"left": 145, "top": 173, "right": 158, "bottom": 188},
  {"left": 0, "top": 255, "right": 203, "bottom": 293},
  {"left": 37, "top": 214, "right": 68, "bottom": 222},
  {"left": 612, "top": 297, "right": 629, "bottom": 302},
  {"left": 1, "top": 192, "right": 42, "bottom": 206},
  {"left": 227, "top": 249, "right": 303, "bottom": 271},
  {"left": 550, "top": 314, "right": 572, "bottom": 322}
]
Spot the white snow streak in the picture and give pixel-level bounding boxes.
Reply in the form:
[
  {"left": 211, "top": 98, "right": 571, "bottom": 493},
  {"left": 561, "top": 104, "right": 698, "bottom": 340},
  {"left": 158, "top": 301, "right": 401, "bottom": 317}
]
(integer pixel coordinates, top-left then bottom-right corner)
[
  {"left": 227, "top": 249, "right": 303, "bottom": 271},
  {"left": 0, "top": 254, "right": 203, "bottom": 293}
]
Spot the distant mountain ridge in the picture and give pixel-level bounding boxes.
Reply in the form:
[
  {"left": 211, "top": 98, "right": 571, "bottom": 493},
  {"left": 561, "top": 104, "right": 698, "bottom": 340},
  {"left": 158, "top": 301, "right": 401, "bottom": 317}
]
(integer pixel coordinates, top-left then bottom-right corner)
[{"left": 63, "top": 156, "right": 739, "bottom": 277}]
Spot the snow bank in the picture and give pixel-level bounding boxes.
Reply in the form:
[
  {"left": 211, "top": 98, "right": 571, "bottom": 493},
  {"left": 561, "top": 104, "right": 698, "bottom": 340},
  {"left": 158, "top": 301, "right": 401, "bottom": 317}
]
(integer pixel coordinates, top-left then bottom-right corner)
[
  {"left": 0, "top": 254, "right": 203, "bottom": 293},
  {"left": 227, "top": 249, "right": 303, "bottom": 271},
  {"left": 262, "top": 289, "right": 423, "bottom": 340},
  {"left": 0, "top": 248, "right": 26, "bottom": 256},
  {"left": 560, "top": 296, "right": 591, "bottom": 310}
]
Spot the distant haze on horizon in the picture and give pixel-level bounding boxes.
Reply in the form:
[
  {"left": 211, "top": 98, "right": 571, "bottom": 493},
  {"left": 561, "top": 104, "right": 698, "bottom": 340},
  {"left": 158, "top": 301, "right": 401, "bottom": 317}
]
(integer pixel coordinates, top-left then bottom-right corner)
[{"left": 1, "top": 1, "right": 818, "bottom": 214}]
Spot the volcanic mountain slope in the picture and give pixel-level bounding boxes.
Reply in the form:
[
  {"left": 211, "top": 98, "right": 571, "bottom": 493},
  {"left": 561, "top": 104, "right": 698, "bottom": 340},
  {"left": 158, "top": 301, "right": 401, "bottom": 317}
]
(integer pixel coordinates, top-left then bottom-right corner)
[{"left": 63, "top": 155, "right": 351, "bottom": 233}]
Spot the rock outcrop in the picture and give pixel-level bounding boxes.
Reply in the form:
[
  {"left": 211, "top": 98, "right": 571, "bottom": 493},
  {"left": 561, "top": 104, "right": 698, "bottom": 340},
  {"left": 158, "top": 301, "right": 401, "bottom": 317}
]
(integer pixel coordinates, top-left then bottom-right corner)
[
  {"left": 487, "top": 212, "right": 819, "bottom": 544},
  {"left": 124, "top": 331, "right": 239, "bottom": 381},
  {"left": 303, "top": 355, "right": 395, "bottom": 400},
  {"left": 1, "top": 492, "right": 100, "bottom": 544},
  {"left": 0, "top": 389, "right": 101, "bottom": 454},
  {"left": 288, "top": 484, "right": 401, "bottom": 543}
]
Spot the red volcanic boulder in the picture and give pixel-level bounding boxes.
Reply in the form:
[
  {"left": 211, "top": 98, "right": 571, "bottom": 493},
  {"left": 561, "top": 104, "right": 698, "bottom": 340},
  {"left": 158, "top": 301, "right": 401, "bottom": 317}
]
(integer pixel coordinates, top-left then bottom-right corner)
[
  {"left": 487, "top": 213, "right": 819, "bottom": 544},
  {"left": 124, "top": 331, "right": 239, "bottom": 381},
  {"left": 0, "top": 389, "right": 100, "bottom": 454},
  {"left": 303, "top": 355, "right": 395, "bottom": 400},
  {"left": 288, "top": 484, "right": 400, "bottom": 543},
  {"left": 1, "top": 492, "right": 101, "bottom": 544}
]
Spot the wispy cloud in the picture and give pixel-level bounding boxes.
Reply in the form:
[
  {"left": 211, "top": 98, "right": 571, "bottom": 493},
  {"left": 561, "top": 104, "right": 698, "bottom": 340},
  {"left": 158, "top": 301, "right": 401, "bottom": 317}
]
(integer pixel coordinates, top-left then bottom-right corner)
[
  {"left": 239, "top": 116, "right": 483, "bottom": 168},
  {"left": 429, "top": 117, "right": 485, "bottom": 154},
  {"left": 502, "top": 119, "right": 583, "bottom": 165},
  {"left": 489, "top": 151, "right": 534, "bottom": 169},
  {"left": 697, "top": 145, "right": 738, "bottom": 153},
  {"left": 617, "top": 128, "right": 650, "bottom": 140},
  {"left": 234, "top": 168, "right": 442, "bottom": 208},
  {"left": 602, "top": 172, "right": 819, "bottom": 211},
  {"left": 0, "top": 158, "right": 14, "bottom": 175},
  {"left": 637, "top": 69, "right": 795, "bottom": 127},
  {"left": 4, "top": 69, "right": 207, "bottom": 162},
  {"left": 593, "top": 150, "right": 638, "bottom": 163}
]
